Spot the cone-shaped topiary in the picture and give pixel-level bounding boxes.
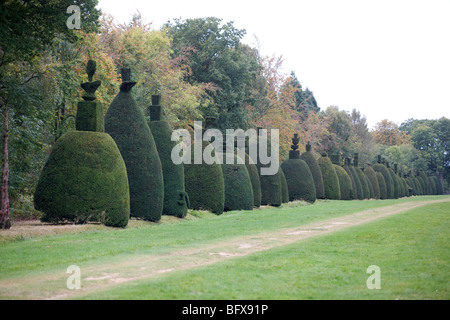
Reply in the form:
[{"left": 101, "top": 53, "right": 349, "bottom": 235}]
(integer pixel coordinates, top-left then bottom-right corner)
[
  {"left": 343, "top": 158, "right": 361, "bottom": 200},
  {"left": 364, "top": 173, "right": 374, "bottom": 199},
  {"left": 219, "top": 138, "right": 254, "bottom": 212},
  {"left": 429, "top": 176, "right": 437, "bottom": 195},
  {"left": 333, "top": 165, "right": 353, "bottom": 200},
  {"left": 376, "top": 171, "right": 387, "bottom": 199},
  {"left": 105, "top": 69, "right": 163, "bottom": 221},
  {"left": 279, "top": 168, "right": 289, "bottom": 203},
  {"left": 184, "top": 137, "right": 225, "bottom": 214},
  {"left": 244, "top": 152, "right": 262, "bottom": 208},
  {"left": 373, "top": 156, "right": 393, "bottom": 199},
  {"left": 386, "top": 163, "right": 399, "bottom": 199},
  {"left": 281, "top": 135, "right": 316, "bottom": 203},
  {"left": 418, "top": 170, "right": 430, "bottom": 195},
  {"left": 257, "top": 128, "right": 282, "bottom": 207},
  {"left": 435, "top": 172, "right": 444, "bottom": 195},
  {"left": 353, "top": 154, "right": 369, "bottom": 199},
  {"left": 35, "top": 61, "right": 130, "bottom": 227},
  {"left": 300, "top": 142, "right": 325, "bottom": 199},
  {"left": 413, "top": 173, "right": 424, "bottom": 195},
  {"left": 363, "top": 164, "right": 380, "bottom": 199},
  {"left": 317, "top": 152, "right": 341, "bottom": 200},
  {"left": 330, "top": 154, "right": 353, "bottom": 200},
  {"left": 148, "top": 95, "right": 189, "bottom": 218}
]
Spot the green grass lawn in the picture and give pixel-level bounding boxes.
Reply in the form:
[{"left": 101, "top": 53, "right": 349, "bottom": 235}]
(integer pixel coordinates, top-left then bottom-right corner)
[
  {"left": 81, "top": 199, "right": 450, "bottom": 300},
  {"left": 0, "top": 195, "right": 448, "bottom": 299}
]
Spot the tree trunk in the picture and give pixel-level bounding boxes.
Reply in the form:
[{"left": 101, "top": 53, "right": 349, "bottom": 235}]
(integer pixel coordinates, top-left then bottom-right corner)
[{"left": 0, "top": 99, "right": 11, "bottom": 229}]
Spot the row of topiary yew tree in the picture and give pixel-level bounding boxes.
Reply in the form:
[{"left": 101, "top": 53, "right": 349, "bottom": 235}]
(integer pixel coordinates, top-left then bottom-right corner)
[{"left": 33, "top": 63, "right": 445, "bottom": 228}]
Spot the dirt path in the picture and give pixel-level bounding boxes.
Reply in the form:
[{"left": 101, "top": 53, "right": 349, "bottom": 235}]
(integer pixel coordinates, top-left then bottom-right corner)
[{"left": 1, "top": 198, "right": 448, "bottom": 300}]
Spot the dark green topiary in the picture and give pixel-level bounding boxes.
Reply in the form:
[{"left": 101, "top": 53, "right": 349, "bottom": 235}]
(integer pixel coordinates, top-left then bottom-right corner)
[
  {"left": 35, "top": 131, "right": 130, "bottom": 227},
  {"left": 317, "top": 153, "right": 340, "bottom": 200},
  {"left": 280, "top": 135, "right": 316, "bottom": 203},
  {"left": 300, "top": 142, "right": 325, "bottom": 199},
  {"left": 105, "top": 69, "right": 163, "bottom": 221},
  {"left": 363, "top": 165, "right": 380, "bottom": 199},
  {"left": 35, "top": 61, "right": 130, "bottom": 228},
  {"left": 413, "top": 175, "right": 424, "bottom": 195},
  {"left": 343, "top": 158, "right": 361, "bottom": 200},
  {"left": 435, "top": 173, "right": 444, "bottom": 195},
  {"left": 386, "top": 164, "right": 399, "bottom": 199},
  {"left": 244, "top": 153, "right": 262, "bottom": 208},
  {"left": 427, "top": 176, "right": 436, "bottom": 195},
  {"left": 148, "top": 95, "right": 189, "bottom": 218},
  {"left": 376, "top": 171, "right": 387, "bottom": 199},
  {"left": 373, "top": 156, "right": 393, "bottom": 199},
  {"left": 219, "top": 140, "right": 254, "bottom": 212},
  {"left": 353, "top": 154, "right": 369, "bottom": 199},
  {"left": 364, "top": 172, "right": 374, "bottom": 199},
  {"left": 279, "top": 168, "right": 289, "bottom": 204},
  {"left": 184, "top": 140, "right": 225, "bottom": 214},
  {"left": 333, "top": 164, "right": 353, "bottom": 200},
  {"left": 418, "top": 170, "right": 430, "bottom": 195},
  {"left": 257, "top": 128, "right": 282, "bottom": 207}
]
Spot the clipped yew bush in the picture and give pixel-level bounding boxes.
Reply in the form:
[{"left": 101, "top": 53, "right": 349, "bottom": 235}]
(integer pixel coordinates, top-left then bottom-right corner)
[
  {"left": 105, "top": 69, "right": 163, "bottom": 222},
  {"left": 435, "top": 173, "right": 444, "bottom": 195},
  {"left": 317, "top": 153, "right": 341, "bottom": 200},
  {"left": 244, "top": 153, "right": 262, "bottom": 208},
  {"left": 148, "top": 95, "right": 189, "bottom": 218},
  {"left": 386, "top": 164, "right": 400, "bottom": 199},
  {"left": 353, "top": 154, "right": 369, "bottom": 199},
  {"left": 257, "top": 129, "right": 282, "bottom": 207},
  {"left": 219, "top": 140, "right": 254, "bottom": 212},
  {"left": 344, "top": 158, "right": 363, "bottom": 200},
  {"left": 281, "top": 135, "right": 316, "bottom": 203},
  {"left": 333, "top": 164, "right": 353, "bottom": 200},
  {"left": 279, "top": 168, "right": 289, "bottom": 204},
  {"left": 35, "top": 62, "right": 130, "bottom": 227},
  {"left": 363, "top": 165, "right": 380, "bottom": 199},
  {"left": 373, "top": 156, "right": 393, "bottom": 199},
  {"left": 300, "top": 142, "right": 325, "bottom": 199},
  {"left": 184, "top": 140, "right": 225, "bottom": 215},
  {"left": 376, "top": 171, "right": 387, "bottom": 199}
]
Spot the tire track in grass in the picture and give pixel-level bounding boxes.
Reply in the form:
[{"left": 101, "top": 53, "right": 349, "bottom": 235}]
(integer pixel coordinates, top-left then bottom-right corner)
[{"left": 1, "top": 198, "right": 448, "bottom": 300}]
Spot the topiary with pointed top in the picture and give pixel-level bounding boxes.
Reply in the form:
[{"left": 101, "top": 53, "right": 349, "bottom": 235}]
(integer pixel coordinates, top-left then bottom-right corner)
[
  {"left": 330, "top": 154, "right": 353, "bottom": 200},
  {"left": 300, "top": 142, "right": 324, "bottom": 199},
  {"left": 343, "top": 157, "right": 362, "bottom": 200},
  {"left": 317, "top": 152, "right": 340, "bottom": 200},
  {"left": 184, "top": 120, "right": 225, "bottom": 215},
  {"left": 148, "top": 95, "right": 189, "bottom": 218},
  {"left": 281, "top": 134, "right": 316, "bottom": 203},
  {"left": 363, "top": 164, "right": 380, "bottom": 199},
  {"left": 35, "top": 61, "right": 130, "bottom": 227},
  {"left": 353, "top": 153, "right": 369, "bottom": 199},
  {"left": 373, "top": 155, "right": 393, "bottom": 199},
  {"left": 105, "top": 69, "right": 163, "bottom": 221}
]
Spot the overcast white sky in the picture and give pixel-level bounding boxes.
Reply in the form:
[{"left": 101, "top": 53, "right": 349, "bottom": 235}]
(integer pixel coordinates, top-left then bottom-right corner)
[{"left": 97, "top": 0, "right": 450, "bottom": 129}]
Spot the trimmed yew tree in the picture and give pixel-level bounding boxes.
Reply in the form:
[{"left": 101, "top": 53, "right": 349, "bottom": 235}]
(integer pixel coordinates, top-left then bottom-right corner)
[
  {"left": 105, "top": 69, "right": 163, "bottom": 222},
  {"left": 363, "top": 164, "right": 380, "bottom": 199},
  {"left": 376, "top": 171, "right": 387, "bottom": 199},
  {"left": 344, "top": 158, "right": 363, "bottom": 200},
  {"left": 318, "top": 153, "right": 341, "bottom": 200},
  {"left": 300, "top": 142, "right": 325, "bottom": 199},
  {"left": 279, "top": 168, "right": 289, "bottom": 204},
  {"left": 281, "top": 135, "right": 316, "bottom": 203},
  {"left": 35, "top": 61, "right": 130, "bottom": 227},
  {"left": 184, "top": 138, "right": 225, "bottom": 215},
  {"left": 148, "top": 95, "right": 189, "bottom": 218},
  {"left": 353, "top": 154, "right": 369, "bottom": 199},
  {"left": 257, "top": 128, "right": 282, "bottom": 207},
  {"left": 373, "top": 156, "right": 393, "bottom": 199}
]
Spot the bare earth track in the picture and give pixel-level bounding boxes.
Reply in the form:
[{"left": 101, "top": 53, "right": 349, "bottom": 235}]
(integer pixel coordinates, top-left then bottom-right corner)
[{"left": 0, "top": 198, "right": 448, "bottom": 299}]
